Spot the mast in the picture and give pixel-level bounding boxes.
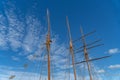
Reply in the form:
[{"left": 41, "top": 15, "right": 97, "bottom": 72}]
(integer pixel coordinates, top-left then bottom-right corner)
[
  {"left": 66, "top": 16, "right": 77, "bottom": 80},
  {"left": 46, "top": 9, "right": 52, "bottom": 80},
  {"left": 80, "top": 27, "right": 92, "bottom": 80},
  {"left": 72, "top": 27, "right": 111, "bottom": 80}
]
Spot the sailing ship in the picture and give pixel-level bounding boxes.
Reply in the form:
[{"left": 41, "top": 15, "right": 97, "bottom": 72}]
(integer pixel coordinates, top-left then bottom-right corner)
[{"left": 9, "top": 9, "right": 111, "bottom": 80}]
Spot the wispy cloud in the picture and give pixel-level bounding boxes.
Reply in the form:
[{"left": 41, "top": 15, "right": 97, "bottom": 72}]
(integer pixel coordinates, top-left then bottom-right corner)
[
  {"left": 0, "top": 1, "right": 46, "bottom": 56},
  {"left": 106, "top": 48, "right": 120, "bottom": 54},
  {"left": 11, "top": 56, "right": 20, "bottom": 61},
  {"left": 108, "top": 64, "right": 120, "bottom": 69},
  {"left": 0, "top": 65, "right": 47, "bottom": 80},
  {"left": 97, "top": 69, "right": 105, "bottom": 73}
]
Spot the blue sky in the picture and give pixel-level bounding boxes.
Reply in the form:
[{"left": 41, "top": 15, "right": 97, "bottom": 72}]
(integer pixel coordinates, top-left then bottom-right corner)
[{"left": 0, "top": 0, "right": 120, "bottom": 80}]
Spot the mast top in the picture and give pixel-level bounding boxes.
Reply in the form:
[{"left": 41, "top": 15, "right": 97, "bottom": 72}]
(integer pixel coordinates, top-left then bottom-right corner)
[
  {"left": 66, "top": 16, "right": 72, "bottom": 41},
  {"left": 47, "top": 9, "right": 51, "bottom": 37}
]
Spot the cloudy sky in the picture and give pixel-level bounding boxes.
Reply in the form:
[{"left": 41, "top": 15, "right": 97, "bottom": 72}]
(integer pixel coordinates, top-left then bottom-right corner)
[{"left": 0, "top": 0, "right": 120, "bottom": 80}]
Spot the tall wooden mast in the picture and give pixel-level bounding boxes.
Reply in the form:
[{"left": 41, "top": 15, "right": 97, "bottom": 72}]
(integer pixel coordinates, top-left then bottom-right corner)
[
  {"left": 66, "top": 16, "right": 77, "bottom": 80},
  {"left": 73, "top": 27, "right": 111, "bottom": 80},
  {"left": 46, "top": 9, "right": 52, "bottom": 80},
  {"left": 80, "top": 27, "right": 92, "bottom": 80}
]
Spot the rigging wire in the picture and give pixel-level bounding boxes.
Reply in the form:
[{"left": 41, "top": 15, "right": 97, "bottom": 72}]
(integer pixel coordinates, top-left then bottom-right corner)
[
  {"left": 69, "top": 53, "right": 71, "bottom": 80},
  {"left": 39, "top": 52, "right": 47, "bottom": 80},
  {"left": 17, "top": 60, "right": 32, "bottom": 80},
  {"left": 51, "top": 49, "right": 54, "bottom": 80}
]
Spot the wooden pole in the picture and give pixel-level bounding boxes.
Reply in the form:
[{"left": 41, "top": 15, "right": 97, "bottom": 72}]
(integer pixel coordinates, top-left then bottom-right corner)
[
  {"left": 46, "top": 9, "right": 52, "bottom": 80},
  {"left": 80, "top": 27, "right": 92, "bottom": 80},
  {"left": 66, "top": 16, "right": 77, "bottom": 80}
]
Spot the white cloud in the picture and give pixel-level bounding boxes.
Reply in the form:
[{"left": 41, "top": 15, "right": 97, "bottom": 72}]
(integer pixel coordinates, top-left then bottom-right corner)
[
  {"left": 97, "top": 69, "right": 105, "bottom": 73},
  {"left": 0, "top": 65, "right": 47, "bottom": 80},
  {"left": 0, "top": 65, "right": 74, "bottom": 80},
  {"left": 0, "top": 2, "right": 46, "bottom": 56},
  {"left": 11, "top": 56, "right": 19, "bottom": 61},
  {"left": 107, "top": 48, "right": 120, "bottom": 54},
  {"left": 108, "top": 64, "right": 120, "bottom": 69}
]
